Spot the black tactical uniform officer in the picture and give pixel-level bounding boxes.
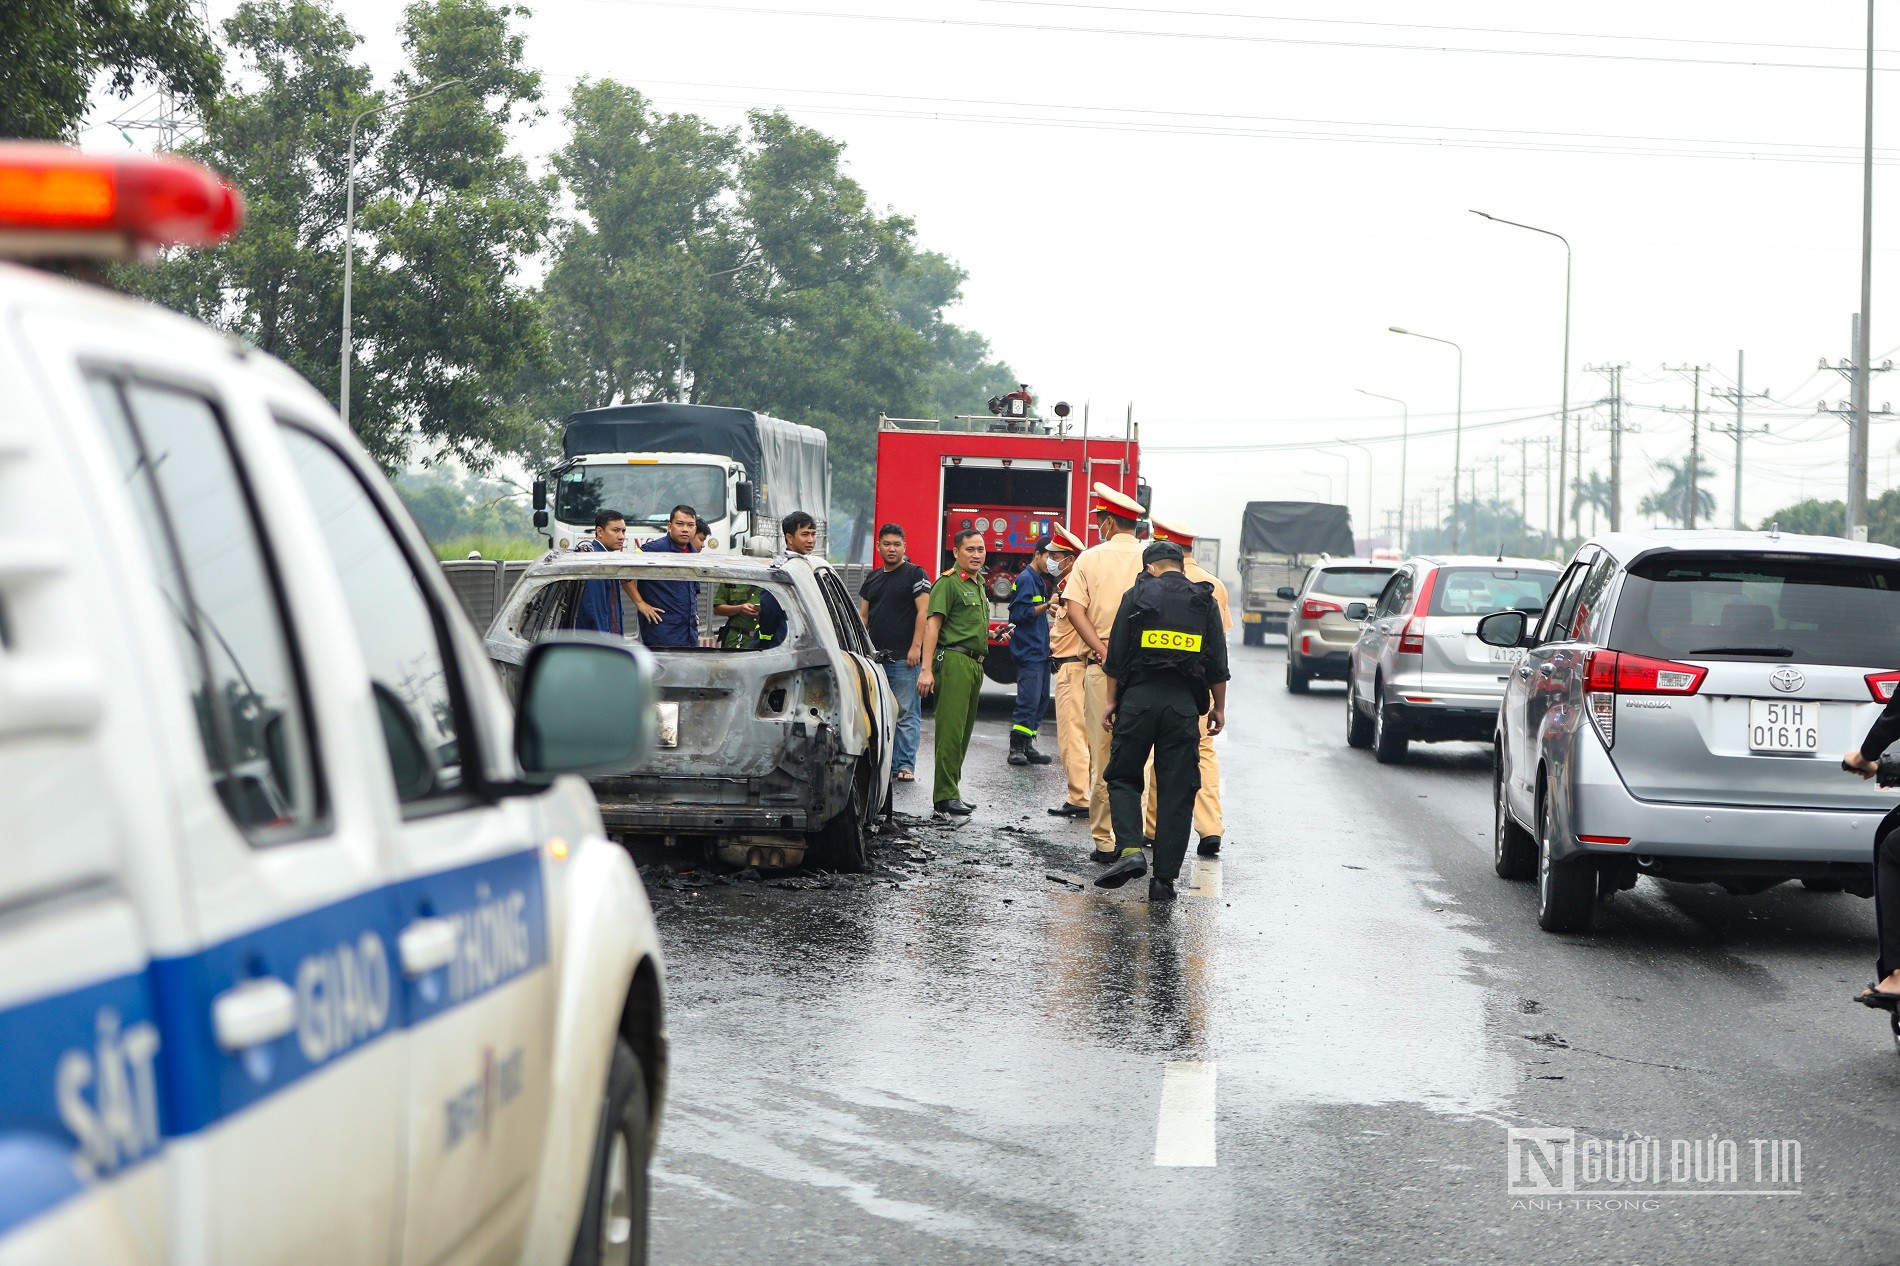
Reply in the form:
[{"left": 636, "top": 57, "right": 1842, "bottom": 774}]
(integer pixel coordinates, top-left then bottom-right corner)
[{"left": 1094, "top": 540, "right": 1230, "bottom": 902}]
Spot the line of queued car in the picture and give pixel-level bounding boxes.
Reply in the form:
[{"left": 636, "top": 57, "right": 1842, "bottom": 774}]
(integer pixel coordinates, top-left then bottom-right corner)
[{"left": 1278, "top": 531, "right": 1900, "bottom": 934}]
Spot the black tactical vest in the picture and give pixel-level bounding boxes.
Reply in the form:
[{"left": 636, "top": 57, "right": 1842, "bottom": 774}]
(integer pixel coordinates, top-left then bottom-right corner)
[{"left": 1127, "top": 572, "right": 1214, "bottom": 704}]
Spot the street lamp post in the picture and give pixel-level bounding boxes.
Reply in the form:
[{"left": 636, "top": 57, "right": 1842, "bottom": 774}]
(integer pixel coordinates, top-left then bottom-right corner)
[
  {"left": 340, "top": 78, "right": 463, "bottom": 432},
  {"left": 1471, "top": 210, "right": 1571, "bottom": 553},
  {"left": 1329, "top": 438, "right": 1374, "bottom": 554},
  {"left": 1389, "top": 327, "right": 1464, "bottom": 549},
  {"left": 1356, "top": 388, "right": 1408, "bottom": 550}
]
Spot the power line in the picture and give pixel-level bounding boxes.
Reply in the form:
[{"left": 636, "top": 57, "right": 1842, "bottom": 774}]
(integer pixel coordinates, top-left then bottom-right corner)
[
  {"left": 1143, "top": 406, "right": 1566, "bottom": 453},
  {"left": 609, "top": 0, "right": 1900, "bottom": 74},
  {"left": 622, "top": 76, "right": 1900, "bottom": 165},
  {"left": 969, "top": 0, "right": 1900, "bottom": 59},
  {"left": 643, "top": 91, "right": 1900, "bottom": 166}
]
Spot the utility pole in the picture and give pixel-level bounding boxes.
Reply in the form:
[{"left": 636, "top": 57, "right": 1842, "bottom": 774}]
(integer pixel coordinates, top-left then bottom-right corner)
[
  {"left": 1505, "top": 437, "right": 1536, "bottom": 554},
  {"left": 1541, "top": 435, "right": 1554, "bottom": 550},
  {"left": 1661, "top": 364, "right": 1711, "bottom": 528},
  {"left": 1492, "top": 453, "right": 1504, "bottom": 556},
  {"left": 1821, "top": 327, "right": 1892, "bottom": 534},
  {"left": 1585, "top": 363, "right": 1631, "bottom": 532},
  {"left": 1709, "top": 351, "right": 1769, "bottom": 530},
  {"left": 1853, "top": 0, "right": 1877, "bottom": 540}
]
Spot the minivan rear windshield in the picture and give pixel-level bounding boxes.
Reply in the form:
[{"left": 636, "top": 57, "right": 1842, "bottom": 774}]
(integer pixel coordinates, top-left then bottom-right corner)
[
  {"left": 1609, "top": 552, "right": 1900, "bottom": 666},
  {"left": 1313, "top": 567, "right": 1394, "bottom": 599},
  {"left": 1427, "top": 567, "right": 1558, "bottom": 616}
]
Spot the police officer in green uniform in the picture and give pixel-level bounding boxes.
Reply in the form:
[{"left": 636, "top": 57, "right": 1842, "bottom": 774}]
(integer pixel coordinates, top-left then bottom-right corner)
[
  {"left": 713, "top": 580, "right": 762, "bottom": 648},
  {"left": 1095, "top": 540, "right": 1230, "bottom": 901},
  {"left": 918, "top": 527, "right": 990, "bottom": 816}
]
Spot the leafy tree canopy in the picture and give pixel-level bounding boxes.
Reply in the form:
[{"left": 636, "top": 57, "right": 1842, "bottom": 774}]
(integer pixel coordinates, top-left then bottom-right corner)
[{"left": 1, "top": 0, "right": 221, "bottom": 141}]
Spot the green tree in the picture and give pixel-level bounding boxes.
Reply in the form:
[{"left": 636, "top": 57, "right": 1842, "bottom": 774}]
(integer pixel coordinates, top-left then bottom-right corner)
[
  {"left": 538, "top": 81, "right": 741, "bottom": 423},
  {"left": 352, "top": 0, "right": 554, "bottom": 468},
  {"left": 1756, "top": 497, "right": 1844, "bottom": 537},
  {"left": 536, "top": 94, "right": 1016, "bottom": 525},
  {"left": 1638, "top": 456, "right": 1716, "bottom": 526},
  {"left": 1, "top": 0, "right": 221, "bottom": 140},
  {"left": 128, "top": 0, "right": 550, "bottom": 471},
  {"left": 127, "top": 0, "right": 369, "bottom": 400},
  {"left": 1570, "top": 471, "right": 1613, "bottom": 534}
]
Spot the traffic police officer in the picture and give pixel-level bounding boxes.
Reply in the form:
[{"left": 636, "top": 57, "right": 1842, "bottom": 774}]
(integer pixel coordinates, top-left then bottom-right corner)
[
  {"left": 1044, "top": 523, "right": 1092, "bottom": 817},
  {"left": 1141, "top": 517, "right": 1232, "bottom": 856},
  {"left": 1006, "top": 533, "right": 1064, "bottom": 765},
  {"left": 1061, "top": 483, "right": 1148, "bottom": 863},
  {"left": 918, "top": 527, "right": 990, "bottom": 815},
  {"left": 1095, "top": 539, "right": 1230, "bottom": 901}
]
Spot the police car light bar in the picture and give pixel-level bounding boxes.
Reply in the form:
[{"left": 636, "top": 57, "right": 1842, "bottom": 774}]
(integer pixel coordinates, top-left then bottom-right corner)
[{"left": 0, "top": 143, "right": 243, "bottom": 260}]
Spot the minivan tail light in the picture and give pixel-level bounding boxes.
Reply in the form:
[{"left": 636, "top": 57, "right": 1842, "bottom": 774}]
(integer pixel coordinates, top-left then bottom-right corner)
[
  {"left": 1867, "top": 671, "right": 1900, "bottom": 702},
  {"left": 1300, "top": 597, "right": 1342, "bottom": 620},
  {"left": 1583, "top": 650, "right": 1708, "bottom": 748}
]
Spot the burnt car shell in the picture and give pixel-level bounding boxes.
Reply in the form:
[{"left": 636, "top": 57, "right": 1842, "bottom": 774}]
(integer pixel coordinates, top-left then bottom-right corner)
[{"left": 485, "top": 550, "right": 894, "bottom": 869}]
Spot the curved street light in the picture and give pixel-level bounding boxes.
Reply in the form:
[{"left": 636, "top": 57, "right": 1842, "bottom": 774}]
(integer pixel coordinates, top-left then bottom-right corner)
[
  {"left": 340, "top": 78, "right": 464, "bottom": 431},
  {"left": 1471, "top": 210, "right": 1571, "bottom": 551},
  {"left": 1389, "top": 327, "right": 1464, "bottom": 550}
]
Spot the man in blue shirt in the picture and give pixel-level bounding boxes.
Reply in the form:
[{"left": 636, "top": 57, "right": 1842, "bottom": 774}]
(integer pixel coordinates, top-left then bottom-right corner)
[
  {"left": 574, "top": 508, "right": 635, "bottom": 634},
  {"left": 628, "top": 504, "right": 701, "bottom": 647},
  {"left": 1006, "top": 534, "right": 1065, "bottom": 766},
  {"left": 757, "top": 509, "right": 819, "bottom": 649}
]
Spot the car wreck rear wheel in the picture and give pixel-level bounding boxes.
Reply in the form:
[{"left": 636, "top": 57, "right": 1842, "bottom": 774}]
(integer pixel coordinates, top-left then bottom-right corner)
[{"left": 812, "top": 760, "right": 873, "bottom": 873}]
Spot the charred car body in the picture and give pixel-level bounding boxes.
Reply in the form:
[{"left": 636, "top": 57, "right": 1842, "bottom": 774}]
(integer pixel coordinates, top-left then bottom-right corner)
[{"left": 487, "top": 550, "right": 895, "bottom": 871}]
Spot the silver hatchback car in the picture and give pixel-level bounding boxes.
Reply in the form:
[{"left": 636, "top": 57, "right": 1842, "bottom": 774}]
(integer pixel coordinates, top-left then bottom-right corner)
[
  {"left": 1346, "top": 555, "right": 1561, "bottom": 762},
  {"left": 1482, "top": 531, "right": 1900, "bottom": 932}
]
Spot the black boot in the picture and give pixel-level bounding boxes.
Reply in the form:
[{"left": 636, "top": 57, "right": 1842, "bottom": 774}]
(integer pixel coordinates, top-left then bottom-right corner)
[
  {"left": 1023, "top": 738, "right": 1054, "bottom": 765},
  {"left": 1008, "top": 732, "right": 1030, "bottom": 766},
  {"left": 1196, "top": 835, "right": 1222, "bottom": 857}
]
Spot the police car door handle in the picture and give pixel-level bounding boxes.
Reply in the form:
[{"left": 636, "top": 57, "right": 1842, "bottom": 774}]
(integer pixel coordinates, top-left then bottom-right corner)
[
  {"left": 399, "top": 917, "right": 460, "bottom": 978},
  {"left": 212, "top": 977, "right": 298, "bottom": 1052}
]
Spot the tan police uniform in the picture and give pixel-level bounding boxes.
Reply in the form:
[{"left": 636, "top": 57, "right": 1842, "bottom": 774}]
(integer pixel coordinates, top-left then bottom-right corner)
[
  {"left": 1047, "top": 523, "right": 1090, "bottom": 812},
  {"left": 1142, "top": 519, "right": 1230, "bottom": 845},
  {"left": 1062, "top": 484, "right": 1148, "bottom": 858}
]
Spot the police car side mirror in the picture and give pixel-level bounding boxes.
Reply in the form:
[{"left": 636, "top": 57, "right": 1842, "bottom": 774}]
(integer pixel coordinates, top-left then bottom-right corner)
[
  {"left": 1477, "top": 609, "right": 1530, "bottom": 649},
  {"left": 515, "top": 638, "right": 656, "bottom": 777},
  {"left": 374, "top": 683, "right": 438, "bottom": 800},
  {"left": 1345, "top": 602, "right": 1370, "bottom": 621},
  {"left": 1276, "top": 586, "right": 1297, "bottom": 601}
]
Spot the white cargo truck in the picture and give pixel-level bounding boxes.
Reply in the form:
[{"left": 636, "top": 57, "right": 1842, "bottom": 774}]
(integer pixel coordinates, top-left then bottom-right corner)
[{"left": 534, "top": 403, "right": 831, "bottom": 555}]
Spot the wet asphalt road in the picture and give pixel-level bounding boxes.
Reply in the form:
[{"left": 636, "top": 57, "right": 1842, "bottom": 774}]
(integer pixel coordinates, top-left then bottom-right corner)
[{"left": 639, "top": 638, "right": 1900, "bottom": 1265}]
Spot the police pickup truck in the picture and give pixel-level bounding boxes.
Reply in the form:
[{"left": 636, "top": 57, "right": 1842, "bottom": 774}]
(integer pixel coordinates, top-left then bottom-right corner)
[{"left": 0, "top": 144, "right": 666, "bottom": 1265}]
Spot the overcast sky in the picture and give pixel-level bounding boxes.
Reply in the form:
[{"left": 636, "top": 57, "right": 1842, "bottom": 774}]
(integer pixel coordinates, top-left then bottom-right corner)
[{"left": 111, "top": 0, "right": 1900, "bottom": 566}]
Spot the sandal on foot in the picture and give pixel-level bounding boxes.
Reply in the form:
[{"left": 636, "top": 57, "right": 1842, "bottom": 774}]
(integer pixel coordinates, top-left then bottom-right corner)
[{"left": 1855, "top": 983, "right": 1900, "bottom": 1009}]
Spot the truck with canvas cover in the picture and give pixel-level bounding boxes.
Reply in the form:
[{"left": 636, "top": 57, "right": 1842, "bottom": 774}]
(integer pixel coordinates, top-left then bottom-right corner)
[
  {"left": 1239, "top": 500, "right": 1356, "bottom": 644},
  {"left": 535, "top": 402, "right": 831, "bottom": 556}
]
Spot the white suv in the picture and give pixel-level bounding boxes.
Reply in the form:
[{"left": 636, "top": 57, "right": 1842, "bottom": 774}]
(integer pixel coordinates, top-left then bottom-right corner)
[{"left": 0, "top": 146, "right": 666, "bottom": 1266}]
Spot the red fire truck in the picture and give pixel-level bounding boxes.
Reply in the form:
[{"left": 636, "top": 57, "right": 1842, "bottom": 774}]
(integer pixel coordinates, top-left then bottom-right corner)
[{"left": 872, "top": 394, "right": 1146, "bottom": 684}]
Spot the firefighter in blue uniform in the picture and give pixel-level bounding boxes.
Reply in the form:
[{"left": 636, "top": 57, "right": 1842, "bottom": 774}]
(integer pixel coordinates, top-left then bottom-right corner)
[
  {"left": 1005, "top": 533, "right": 1063, "bottom": 766},
  {"left": 1094, "top": 539, "right": 1230, "bottom": 902}
]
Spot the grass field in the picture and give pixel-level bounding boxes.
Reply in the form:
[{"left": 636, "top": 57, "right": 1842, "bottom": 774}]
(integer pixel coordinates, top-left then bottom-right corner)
[{"left": 430, "top": 535, "right": 549, "bottom": 561}]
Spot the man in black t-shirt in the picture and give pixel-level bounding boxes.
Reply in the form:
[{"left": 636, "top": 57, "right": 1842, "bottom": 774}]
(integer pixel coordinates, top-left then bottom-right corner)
[{"left": 859, "top": 523, "right": 932, "bottom": 782}]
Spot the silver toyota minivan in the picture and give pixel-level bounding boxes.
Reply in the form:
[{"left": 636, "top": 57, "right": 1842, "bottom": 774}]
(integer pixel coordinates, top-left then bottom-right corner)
[
  {"left": 1483, "top": 530, "right": 1900, "bottom": 932},
  {"left": 1345, "top": 555, "right": 1562, "bottom": 763}
]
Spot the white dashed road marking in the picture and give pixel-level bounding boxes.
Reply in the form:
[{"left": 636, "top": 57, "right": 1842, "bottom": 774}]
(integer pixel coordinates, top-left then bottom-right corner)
[{"left": 1154, "top": 1060, "right": 1217, "bottom": 1166}]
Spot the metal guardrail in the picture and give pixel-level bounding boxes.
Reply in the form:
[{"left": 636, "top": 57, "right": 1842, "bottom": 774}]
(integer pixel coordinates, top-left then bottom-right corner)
[{"left": 441, "top": 558, "right": 534, "bottom": 633}]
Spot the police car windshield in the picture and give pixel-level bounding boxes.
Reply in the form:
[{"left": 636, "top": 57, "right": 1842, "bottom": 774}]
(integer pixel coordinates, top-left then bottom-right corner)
[
  {"left": 556, "top": 463, "right": 726, "bottom": 526},
  {"left": 1609, "top": 552, "right": 1900, "bottom": 667},
  {"left": 1427, "top": 567, "right": 1558, "bottom": 617}
]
